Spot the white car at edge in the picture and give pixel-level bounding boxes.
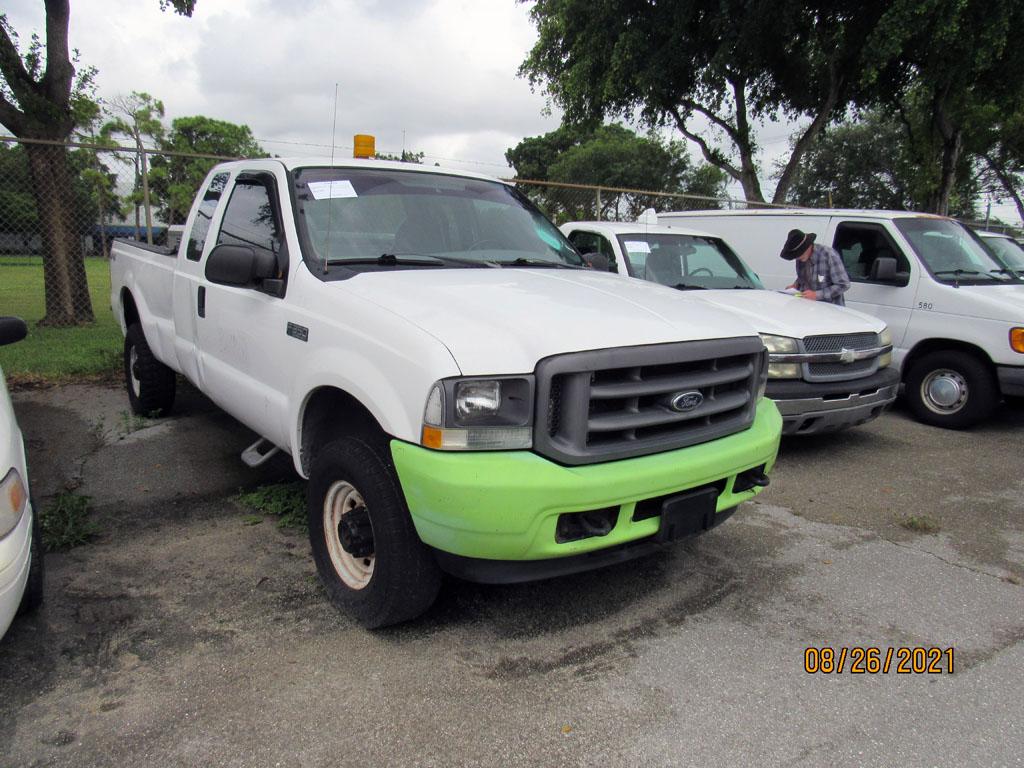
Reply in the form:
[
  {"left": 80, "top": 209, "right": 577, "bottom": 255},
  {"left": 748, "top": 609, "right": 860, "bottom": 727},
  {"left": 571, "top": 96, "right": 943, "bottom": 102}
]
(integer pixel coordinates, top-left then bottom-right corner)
[{"left": 0, "top": 317, "right": 43, "bottom": 640}]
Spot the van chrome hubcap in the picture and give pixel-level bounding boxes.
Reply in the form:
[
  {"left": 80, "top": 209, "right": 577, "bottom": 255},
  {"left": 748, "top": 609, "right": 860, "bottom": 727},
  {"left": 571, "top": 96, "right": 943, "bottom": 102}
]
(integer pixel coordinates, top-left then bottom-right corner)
[{"left": 922, "top": 369, "right": 967, "bottom": 414}]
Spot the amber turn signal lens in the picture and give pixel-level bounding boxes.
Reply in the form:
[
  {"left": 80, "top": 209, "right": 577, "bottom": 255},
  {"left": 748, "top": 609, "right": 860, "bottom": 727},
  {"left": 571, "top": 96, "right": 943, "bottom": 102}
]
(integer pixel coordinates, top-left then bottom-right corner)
[
  {"left": 421, "top": 425, "right": 444, "bottom": 449},
  {"left": 1011, "top": 327, "right": 1024, "bottom": 353}
]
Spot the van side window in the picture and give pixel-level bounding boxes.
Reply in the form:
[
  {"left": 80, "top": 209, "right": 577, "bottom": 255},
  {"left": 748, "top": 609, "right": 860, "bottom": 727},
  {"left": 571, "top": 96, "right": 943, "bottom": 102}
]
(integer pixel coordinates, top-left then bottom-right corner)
[
  {"left": 567, "top": 231, "right": 618, "bottom": 272},
  {"left": 215, "top": 179, "right": 286, "bottom": 275},
  {"left": 185, "top": 172, "right": 229, "bottom": 261},
  {"left": 832, "top": 223, "right": 910, "bottom": 282}
]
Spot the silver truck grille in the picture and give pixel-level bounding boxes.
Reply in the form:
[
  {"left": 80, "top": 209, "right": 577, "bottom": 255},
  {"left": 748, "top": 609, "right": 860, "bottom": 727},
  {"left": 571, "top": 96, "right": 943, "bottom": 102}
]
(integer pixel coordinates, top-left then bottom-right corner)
[
  {"left": 803, "top": 332, "right": 881, "bottom": 382},
  {"left": 534, "top": 338, "right": 766, "bottom": 465}
]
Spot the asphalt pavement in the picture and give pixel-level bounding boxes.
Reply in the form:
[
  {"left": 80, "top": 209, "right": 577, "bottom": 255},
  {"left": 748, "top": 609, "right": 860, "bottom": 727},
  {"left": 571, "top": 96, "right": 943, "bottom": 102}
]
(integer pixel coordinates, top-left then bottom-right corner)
[{"left": 1, "top": 383, "right": 1022, "bottom": 767}]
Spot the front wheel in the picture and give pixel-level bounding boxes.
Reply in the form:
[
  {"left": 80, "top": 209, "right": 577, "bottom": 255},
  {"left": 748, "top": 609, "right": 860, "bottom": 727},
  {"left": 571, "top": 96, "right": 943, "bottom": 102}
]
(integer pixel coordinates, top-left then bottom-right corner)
[
  {"left": 124, "top": 323, "right": 176, "bottom": 416},
  {"left": 904, "top": 350, "right": 997, "bottom": 429},
  {"left": 307, "top": 437, "right": 440, "bottom": 628}
]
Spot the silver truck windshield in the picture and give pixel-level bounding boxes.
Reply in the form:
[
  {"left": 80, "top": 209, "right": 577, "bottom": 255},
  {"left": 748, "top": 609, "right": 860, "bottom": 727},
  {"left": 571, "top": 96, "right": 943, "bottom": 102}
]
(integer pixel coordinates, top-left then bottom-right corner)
[
  {"left": 616, "top": 233, "right": 761, "bottom": 290},
  {"left": 981, "top": 235, "right": 1024, "bottom": 276},
  {"left": 895, "top": 218, "right": 1023, "bottom": 284},
  {"left": 292, "top": 168, "right": 582, "bottom": 268}
]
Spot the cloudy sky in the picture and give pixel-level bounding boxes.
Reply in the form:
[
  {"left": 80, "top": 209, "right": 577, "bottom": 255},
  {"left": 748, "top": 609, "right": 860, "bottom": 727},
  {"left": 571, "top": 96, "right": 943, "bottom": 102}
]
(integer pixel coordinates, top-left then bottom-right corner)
[
  {"left": 5, "top": 0, "right": 562, "bottom": 174},
  {"left": 3, "top": 0, "right": 1020, "bottom": 223}
]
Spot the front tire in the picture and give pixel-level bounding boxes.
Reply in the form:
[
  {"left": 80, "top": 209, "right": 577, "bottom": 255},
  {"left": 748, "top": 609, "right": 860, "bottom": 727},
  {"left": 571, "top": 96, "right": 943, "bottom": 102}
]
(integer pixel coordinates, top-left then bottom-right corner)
[
  {"left": 905, "top": 350, "right": 997, "bottom": 429},
  {"left": 124, "top": 323, "right": 176, "bottom": 416},
  {"left": 307, "top": 437, "right": 441, "bottom": 628}
]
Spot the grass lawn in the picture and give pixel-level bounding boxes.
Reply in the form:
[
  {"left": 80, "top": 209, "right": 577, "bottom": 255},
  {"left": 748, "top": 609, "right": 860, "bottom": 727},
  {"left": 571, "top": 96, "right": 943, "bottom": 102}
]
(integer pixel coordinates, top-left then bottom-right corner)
[{"left": 0, "top": 255, "right": 122, "bottom": 384}]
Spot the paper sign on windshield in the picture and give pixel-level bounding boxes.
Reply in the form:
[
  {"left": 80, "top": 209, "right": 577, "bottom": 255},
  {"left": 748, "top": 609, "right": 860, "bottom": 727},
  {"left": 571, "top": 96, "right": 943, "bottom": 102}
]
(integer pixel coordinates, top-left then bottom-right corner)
[
  {"left": 308, "top": 180, "right": 358, "bottom": 200},
  {"left": 624, "top": 240, "right": 652, "bottom": 253}
]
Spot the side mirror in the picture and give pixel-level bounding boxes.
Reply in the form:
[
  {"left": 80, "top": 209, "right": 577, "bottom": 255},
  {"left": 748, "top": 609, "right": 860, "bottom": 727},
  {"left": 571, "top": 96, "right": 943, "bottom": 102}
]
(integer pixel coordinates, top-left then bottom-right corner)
[
  {"left": 205, "top": 244, "right": 277, "bottom": 288},
  {"left": 868, "top": 256, "right": 909, "bottom": 286},
  {"left": 583, "top": 252, "right": 612, "bottom": 272},
  {"left": 870, "top": 256, "right": 898, "bottom": 282},
  {"left": 0, "top": 317, "right": 27, "bottom": 347}
]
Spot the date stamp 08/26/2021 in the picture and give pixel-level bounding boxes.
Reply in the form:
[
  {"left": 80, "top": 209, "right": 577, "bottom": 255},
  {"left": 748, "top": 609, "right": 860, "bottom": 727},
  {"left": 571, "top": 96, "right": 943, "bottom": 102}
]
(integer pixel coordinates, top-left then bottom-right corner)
[{"left": 804, "top": 647, "right": 955, "bottom": 675}]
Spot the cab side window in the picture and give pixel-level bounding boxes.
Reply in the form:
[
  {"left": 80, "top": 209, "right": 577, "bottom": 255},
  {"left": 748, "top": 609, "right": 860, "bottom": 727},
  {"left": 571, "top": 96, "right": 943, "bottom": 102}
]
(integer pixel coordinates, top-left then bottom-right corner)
[
  {"left": 185, "top": 172, "right": 229, "bottom": 261},
  {"left": 215, "top": 178, "right": 286, "bottom": 275},
  {"left": 567, "top": 230, "right": 618, "bottom": 272},
  {"left": 833, "top": 222, "right": 910, "bottom": 282}
]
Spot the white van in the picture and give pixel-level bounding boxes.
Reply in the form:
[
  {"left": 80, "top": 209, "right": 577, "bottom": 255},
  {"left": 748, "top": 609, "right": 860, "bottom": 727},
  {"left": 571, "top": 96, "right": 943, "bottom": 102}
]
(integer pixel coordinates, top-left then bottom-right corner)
[
  {"left": 560, "top": 220, "right": 898, "bottom": 436},
  {"left": 977, "top": 230, "right": 1024, "bottom": 278},
  {"left": 658, "top": 209, "right": 1024, "bottom": 429}
]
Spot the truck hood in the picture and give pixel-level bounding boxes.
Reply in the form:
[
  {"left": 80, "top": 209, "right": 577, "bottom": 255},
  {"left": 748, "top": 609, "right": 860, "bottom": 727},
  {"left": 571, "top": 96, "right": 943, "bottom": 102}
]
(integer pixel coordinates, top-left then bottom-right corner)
[
  {"left": 335, "top": 268, "right": 761, "bottom": 374},
  {"left": 953, "top": 283, "right": 1024, "bottom": 322},
  {"left": 696, "top": 289, "right": 886, "bottom": 339}
]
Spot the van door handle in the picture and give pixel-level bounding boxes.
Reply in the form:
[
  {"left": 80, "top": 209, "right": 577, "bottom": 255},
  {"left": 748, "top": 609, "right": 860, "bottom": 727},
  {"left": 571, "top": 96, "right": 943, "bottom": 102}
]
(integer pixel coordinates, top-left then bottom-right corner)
[{"left": 198, "top": 286, "right": 206, "bottom": 318}]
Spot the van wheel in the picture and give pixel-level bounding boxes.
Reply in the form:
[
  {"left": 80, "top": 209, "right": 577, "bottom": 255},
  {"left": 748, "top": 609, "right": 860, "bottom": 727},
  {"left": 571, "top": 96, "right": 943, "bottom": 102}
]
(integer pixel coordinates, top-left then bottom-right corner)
[
  {"left": 124, "top": 323, "right": 175, "bottom": 416},
  {"left": 307, "top": 437, "right": 440, "bottom": 628},
  {"left": 905, "top": 350, "right": 997, "bottom": 429},
  {"left": 17, "top": 510, "right": 44, "bottom": 615}
]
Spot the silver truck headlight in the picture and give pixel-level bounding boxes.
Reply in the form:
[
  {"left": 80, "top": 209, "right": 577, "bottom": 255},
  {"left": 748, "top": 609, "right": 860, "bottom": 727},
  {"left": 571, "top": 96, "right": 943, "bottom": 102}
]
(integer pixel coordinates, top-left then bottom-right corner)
[
  {"left": 879, "top": 326, "right": 893, "bottom": 368},
  {"left": 422, "top": 377, "right": 534, "bottom": 450},
  {"left": 760, "top": 334, "right": 802, "bottom": 379},
  {"left": 0, "top": 467, "right": 28, "bottom": 539}
]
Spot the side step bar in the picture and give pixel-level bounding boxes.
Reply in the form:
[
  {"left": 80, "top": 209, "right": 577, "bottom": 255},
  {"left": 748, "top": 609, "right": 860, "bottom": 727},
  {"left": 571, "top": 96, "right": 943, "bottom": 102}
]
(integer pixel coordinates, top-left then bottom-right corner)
[{"left": 241, "top": 438, "right": 280, "bottom": 468}]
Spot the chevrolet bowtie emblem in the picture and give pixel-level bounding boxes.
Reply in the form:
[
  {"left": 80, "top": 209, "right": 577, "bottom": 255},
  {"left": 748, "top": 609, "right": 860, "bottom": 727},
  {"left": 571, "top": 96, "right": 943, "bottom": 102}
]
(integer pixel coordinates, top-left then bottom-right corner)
[{"left": 839, "top": 348, "right": 856, "bottom": 364}]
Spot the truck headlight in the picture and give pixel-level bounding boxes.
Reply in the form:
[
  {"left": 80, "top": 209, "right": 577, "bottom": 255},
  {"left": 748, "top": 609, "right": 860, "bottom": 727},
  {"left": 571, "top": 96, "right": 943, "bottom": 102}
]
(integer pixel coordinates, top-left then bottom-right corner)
[
  {"left": 421, "top": 377, "right": 534, "bottom": 450},
  {"left": 879, "top": 326, "right": 893, "bottom": 367},
  {"left": 760, "top": 334, "right": 801, "bottom": 379},
  {"left": 0, "top": 467, "right": 28, "bottom": 540}
]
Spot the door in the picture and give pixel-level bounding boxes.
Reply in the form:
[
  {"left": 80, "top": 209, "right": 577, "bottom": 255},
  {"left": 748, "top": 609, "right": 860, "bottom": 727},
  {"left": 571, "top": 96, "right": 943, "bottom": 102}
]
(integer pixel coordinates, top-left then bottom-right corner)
[
  {"left": 196, "top": 172, "right": 293, "bottom": 445},
  {"left": 172, "top": 170, "right": 231, "bottom": 385},
  {"left": 829, "top": 220, "right": 918, "bottom": 348}
]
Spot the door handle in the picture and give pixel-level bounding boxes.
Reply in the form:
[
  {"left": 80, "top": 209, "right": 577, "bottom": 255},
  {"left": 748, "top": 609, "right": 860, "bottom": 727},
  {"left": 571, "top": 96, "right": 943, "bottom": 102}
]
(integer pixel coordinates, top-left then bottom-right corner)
[{"left": 198, "top": 286, "right": 206, "bottom": 318}]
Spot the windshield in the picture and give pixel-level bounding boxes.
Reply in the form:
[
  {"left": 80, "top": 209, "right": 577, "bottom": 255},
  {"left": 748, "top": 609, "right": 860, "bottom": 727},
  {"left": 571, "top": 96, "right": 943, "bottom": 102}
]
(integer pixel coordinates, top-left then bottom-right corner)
[
  {"left": 617, "top": 233, "right": 762, "bottom": 289},
  {"left": 291, "top": 167, "right": 582, "bottom": 268},
  {"left": 894, "top": 218, "right": 1023, "bottom": 284},
  {"left": 981, "top": 235, "right": 1024, "bottom": 276}
]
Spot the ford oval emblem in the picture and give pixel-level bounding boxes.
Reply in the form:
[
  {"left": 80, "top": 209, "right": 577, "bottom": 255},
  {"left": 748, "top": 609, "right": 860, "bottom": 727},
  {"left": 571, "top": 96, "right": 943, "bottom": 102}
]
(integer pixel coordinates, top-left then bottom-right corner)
[{"left": 669, "top": 391, "right": 704, "bottom": 412}]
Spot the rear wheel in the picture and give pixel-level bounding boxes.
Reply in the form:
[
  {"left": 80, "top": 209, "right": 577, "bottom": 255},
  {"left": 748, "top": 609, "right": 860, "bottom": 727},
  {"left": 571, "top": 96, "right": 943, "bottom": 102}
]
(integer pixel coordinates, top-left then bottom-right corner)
[
  {"left": 904, "top": 350, "right": 997, "bottom": 429},
  {"left": 307, "top": 437, "right": 440, "bottom": 628},
  {"left": 124, "top": 323, "right": 176, "bottom": 416}
]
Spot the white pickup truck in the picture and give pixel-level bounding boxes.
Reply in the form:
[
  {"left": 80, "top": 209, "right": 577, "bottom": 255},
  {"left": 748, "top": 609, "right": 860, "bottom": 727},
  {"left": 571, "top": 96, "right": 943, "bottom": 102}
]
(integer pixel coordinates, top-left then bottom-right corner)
[
  {"left": 560, "top": 220, "right": 899, "bottom": 435},
  {"left": 109, "top": 156, "right": 782, "bottom": 627}
]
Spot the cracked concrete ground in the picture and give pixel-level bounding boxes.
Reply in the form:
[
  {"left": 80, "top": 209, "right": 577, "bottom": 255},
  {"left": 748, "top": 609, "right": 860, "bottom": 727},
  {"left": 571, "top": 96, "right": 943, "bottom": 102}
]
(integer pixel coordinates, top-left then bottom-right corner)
[{"left": 1, "top": 383, "right": 1022, "bottom": 767}]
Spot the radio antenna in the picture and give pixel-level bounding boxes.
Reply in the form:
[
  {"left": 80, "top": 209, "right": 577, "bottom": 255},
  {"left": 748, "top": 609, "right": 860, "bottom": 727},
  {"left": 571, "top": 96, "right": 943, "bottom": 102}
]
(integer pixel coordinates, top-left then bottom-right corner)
[{"left": 323, "top": 82, "right": 340, "bottom": 275}]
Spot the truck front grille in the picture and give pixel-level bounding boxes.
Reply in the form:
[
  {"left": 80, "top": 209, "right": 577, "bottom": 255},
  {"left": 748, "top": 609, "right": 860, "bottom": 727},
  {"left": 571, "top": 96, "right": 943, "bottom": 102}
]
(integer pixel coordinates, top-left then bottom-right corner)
[
  {"left": 803, "top": 332, "right": 881, "bottom": 382},
  {"left": 534, "top": 338, "right": 766, "bottom": 465}
]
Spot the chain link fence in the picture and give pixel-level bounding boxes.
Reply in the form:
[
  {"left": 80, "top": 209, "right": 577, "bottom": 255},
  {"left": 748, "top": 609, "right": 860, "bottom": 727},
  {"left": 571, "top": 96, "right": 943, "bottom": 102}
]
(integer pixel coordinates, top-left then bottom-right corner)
[{"left": 1, "top": 136, "right": 1021, "bottom": 380}]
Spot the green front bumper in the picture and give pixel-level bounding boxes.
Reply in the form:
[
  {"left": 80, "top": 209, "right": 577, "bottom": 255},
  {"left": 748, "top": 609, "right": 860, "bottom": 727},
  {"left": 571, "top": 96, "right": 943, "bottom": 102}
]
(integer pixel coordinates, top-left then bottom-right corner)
[{"left": 391, "top": 399, "right": 781, "bottom": 561}]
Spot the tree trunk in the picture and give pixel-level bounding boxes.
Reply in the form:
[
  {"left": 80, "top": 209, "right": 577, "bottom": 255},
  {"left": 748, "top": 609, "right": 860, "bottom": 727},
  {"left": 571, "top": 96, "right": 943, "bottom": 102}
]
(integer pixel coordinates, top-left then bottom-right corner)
[
  {"left": 934, "top": 129, "right": 962, "bottom": 216},
  {"left": 24, "top": 142, "right": 94, "bottom": 325},
  {"left": 984, "top": 155, "right": 1024, "bottom": 224}
]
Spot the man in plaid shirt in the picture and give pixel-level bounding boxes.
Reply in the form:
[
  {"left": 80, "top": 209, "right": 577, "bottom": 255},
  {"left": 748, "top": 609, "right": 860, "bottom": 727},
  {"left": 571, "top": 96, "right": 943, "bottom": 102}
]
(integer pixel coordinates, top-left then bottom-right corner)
[{"left": 780, "top": 229, "right": 851, "bottom": 306}]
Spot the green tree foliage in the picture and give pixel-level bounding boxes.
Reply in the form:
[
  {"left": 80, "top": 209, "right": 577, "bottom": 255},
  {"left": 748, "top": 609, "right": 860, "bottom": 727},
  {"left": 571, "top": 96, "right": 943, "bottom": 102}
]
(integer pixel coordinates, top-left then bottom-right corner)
[
  {"left": 101, "top": 92, "right": 165, "bottom": 243},
  {"left": 374, "top": 150, "right": 425, "bottom": 163},
  {"left": 786, "top": 109, "right": 978, "bottom": 218},
  {"left": 507, "top": 124, "right": 727, "bottom": 222},
  {"left": 148, "top": 115, "right": 265, "bottom": 224},
  {"left": 0, "top": 0, "right": 195, "bottom": 325},
  {"left": 862, "top": 0, "right": 1024, "bottom": 214},
  {"left": 519, "top": 0, "right": 892, "bottom": 205}
]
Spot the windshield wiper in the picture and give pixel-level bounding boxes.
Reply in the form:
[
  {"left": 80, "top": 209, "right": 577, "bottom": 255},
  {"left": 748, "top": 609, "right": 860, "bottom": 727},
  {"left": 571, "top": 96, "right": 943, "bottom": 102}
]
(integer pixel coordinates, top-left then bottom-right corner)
[
  {"left": 933, "top": 269, "right": 981, "bottom": 277},
  {"left": 330, "top": 253, "right": 495, "bottom": 268},
  {"left": 495, "top": 257, "right": 579, "bottom": 269},
  {"left": 672, "top": 282, "right": 708, "bottom": 290}
]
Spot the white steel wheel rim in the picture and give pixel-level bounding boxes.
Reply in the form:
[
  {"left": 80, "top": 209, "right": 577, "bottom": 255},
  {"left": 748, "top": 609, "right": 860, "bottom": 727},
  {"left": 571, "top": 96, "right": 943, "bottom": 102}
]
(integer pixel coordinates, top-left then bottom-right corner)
[
  {"left": 921, "top": 368, "right": 967, "bottom": 415},
  {"left": 323, "top": 480, "right": 375, "bottom": 590},
  {"left": 129, "top": 346, "right": 141, "bottom": 398}
]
